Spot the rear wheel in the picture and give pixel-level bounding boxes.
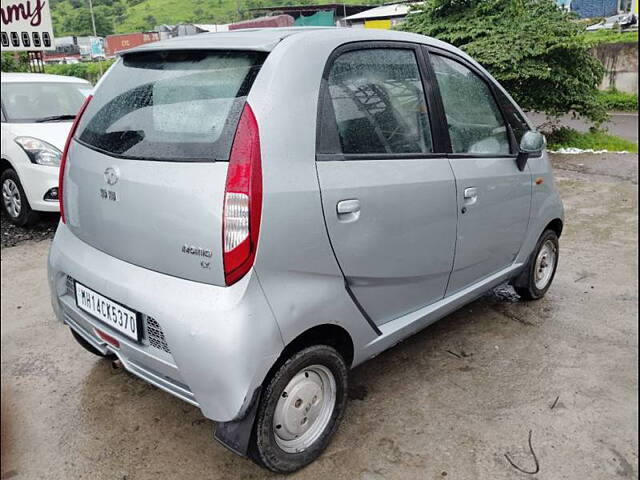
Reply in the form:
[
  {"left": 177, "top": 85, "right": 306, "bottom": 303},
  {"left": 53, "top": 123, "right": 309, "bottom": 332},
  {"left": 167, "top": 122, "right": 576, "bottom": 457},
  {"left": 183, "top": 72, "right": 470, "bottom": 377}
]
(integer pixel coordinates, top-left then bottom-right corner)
[
  {"left": 250, "top": 345, "right": 348, "bottom": 473},
  {"left": 515, "top": 229, "right": 559, "bottom": 300},
  {"left": 1, "top": 169, "right": 39, "bottom": 226},
  {"left": 70, "top": 328, "right": 115, "bottom": 358}
]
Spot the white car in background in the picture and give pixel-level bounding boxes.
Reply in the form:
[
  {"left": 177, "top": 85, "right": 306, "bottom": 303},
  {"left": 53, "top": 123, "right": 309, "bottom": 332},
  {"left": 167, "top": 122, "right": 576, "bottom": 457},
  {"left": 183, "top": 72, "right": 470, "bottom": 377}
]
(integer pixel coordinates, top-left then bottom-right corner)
[{"left": 1, "top": 73, "right": 92, "bottom": 225}]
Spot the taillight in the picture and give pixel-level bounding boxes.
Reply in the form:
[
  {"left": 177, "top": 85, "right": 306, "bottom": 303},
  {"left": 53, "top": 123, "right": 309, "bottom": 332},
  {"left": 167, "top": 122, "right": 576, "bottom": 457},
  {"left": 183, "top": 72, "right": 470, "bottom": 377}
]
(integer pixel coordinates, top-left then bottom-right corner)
[
  {"left": 59, "top": 94, "right": 92, "bottom": 224},
  {"left": 223, "top": 103, "right": 262, "bottom": 286}
]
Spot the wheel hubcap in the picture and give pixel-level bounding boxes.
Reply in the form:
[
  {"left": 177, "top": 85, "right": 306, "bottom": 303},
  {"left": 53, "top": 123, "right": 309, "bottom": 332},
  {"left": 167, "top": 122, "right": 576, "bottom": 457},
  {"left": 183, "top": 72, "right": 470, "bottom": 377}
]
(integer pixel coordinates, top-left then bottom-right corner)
[
  {"left": 2, "top": 179, "right": 21, "bottom": 218},
  {"left": 273, "top": 364, "right": 336, "bottom": 453},
  {"left": 534, "top": 240, "right": 557, "bottom": 290}
]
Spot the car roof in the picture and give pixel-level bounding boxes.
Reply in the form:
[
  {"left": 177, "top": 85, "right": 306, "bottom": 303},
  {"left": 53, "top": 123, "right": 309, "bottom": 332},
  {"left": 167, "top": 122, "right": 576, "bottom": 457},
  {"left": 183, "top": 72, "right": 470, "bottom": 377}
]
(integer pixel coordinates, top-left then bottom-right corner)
[
  {"left": 124, "top": 27, "right": 453, "bottom": 55},
  {"left": 1, "top": 72, "right": 91, "bottom": 84}
]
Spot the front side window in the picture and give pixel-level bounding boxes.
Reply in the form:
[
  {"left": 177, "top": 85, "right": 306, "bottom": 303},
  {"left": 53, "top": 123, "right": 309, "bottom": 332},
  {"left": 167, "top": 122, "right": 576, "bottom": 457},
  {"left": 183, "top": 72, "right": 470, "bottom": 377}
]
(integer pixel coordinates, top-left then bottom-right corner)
[
  {"left": 325, "top": 48, "right": 433, "bottom": 155},
  {"left": 431, "top": 54, "right": 510, "bottom": 155},
  {"left": 496, "top": 89, "right": 530, "bottom": 145}
]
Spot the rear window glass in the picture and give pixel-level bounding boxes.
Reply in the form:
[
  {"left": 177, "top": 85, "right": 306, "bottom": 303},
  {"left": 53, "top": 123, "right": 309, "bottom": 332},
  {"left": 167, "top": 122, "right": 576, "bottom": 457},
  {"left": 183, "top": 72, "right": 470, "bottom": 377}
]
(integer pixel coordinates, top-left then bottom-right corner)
[{"left": 76, "top": 50, "right": 266, "bottom": 162}]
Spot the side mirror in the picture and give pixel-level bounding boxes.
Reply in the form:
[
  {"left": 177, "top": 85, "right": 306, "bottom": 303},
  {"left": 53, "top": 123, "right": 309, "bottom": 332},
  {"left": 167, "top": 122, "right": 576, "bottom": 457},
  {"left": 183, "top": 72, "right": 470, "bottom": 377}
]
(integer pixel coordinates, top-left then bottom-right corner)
[{"left": 516, "top": 130, "right": 545, "bottom": 171}]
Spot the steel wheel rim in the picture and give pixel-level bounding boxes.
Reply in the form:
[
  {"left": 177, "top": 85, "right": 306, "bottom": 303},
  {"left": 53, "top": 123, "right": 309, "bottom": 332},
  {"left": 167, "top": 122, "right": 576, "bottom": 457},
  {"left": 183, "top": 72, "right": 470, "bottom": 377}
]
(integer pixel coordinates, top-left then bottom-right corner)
[
  {"left": 534, "top": 239, "right": 556, "bottom": 290},
  {"left": 273, "top": 364, "right": 336, "bottom": 454},
  {"left": 2, "top": 179, "right": 21, "bottom": 218}
]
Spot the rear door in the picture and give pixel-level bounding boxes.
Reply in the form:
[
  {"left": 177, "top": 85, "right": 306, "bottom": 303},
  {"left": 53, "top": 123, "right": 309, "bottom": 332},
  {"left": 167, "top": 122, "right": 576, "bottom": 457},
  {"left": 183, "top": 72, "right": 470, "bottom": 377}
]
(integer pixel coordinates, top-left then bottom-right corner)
[
  {"left": 63, "top": 50, "right": 266, "bottom": 286},
  {"left": 427, "top": 50, "right": 532, "bottom": 295},
  {"left": 315, "top": 43, "right": 457, "bottom": 327}
]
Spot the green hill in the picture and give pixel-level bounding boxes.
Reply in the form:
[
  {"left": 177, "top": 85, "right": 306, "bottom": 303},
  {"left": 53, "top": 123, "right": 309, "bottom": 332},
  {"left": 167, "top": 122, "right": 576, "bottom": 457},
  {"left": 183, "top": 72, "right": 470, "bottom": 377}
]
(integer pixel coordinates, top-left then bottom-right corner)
[
  {"left": 50, "top": 0, "right": 378, "bottom": 37},
  {"left": 117, "top": 0, "right": 263, "bottom": 33}
]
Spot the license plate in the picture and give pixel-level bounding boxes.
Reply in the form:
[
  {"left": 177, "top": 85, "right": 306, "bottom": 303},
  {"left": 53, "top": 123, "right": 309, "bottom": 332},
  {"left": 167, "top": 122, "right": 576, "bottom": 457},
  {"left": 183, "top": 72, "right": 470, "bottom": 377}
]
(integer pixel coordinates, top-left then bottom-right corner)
[{"left": 75, "top": 282, "right": 140, "bottom": 341}]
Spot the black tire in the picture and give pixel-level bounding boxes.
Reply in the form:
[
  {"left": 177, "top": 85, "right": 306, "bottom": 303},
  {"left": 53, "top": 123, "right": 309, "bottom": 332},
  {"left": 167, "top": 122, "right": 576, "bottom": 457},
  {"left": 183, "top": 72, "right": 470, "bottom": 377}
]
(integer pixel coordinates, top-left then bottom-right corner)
[
  {"left": 514, "top": 229, "right": 559, "bottom": 300},
  {"left": 70, "top": 328, "right": 115, "bottom": 358},
  {"left": 1, "top": 169, "right": 39, "bottom": 226},
  {"left": 250, "top": 345, "right": 348, "bottom": 473}
]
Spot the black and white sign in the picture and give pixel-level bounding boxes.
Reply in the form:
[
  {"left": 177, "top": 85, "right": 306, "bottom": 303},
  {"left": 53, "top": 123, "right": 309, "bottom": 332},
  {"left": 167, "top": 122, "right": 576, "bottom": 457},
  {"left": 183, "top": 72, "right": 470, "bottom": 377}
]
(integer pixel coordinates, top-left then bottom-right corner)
[
  {"left": 1, "top": 0, "right": 55, "bottom": 51},
  {"left": 75, "top": 281, "right": 141, "bottom": 342}
]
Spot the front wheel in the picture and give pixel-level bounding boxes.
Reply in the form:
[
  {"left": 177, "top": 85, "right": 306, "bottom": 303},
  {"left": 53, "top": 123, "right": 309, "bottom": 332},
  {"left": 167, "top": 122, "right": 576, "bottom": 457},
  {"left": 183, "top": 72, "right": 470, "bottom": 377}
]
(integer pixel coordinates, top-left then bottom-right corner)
[
  {"left": 250, "top": 345, "right": 348, "bottom": 473},
  {"left": 514, "top": 229, "right": 559, "bottom": 300},
  {"left": 1, "top": 169, "right": 39, "bottom": 226}
]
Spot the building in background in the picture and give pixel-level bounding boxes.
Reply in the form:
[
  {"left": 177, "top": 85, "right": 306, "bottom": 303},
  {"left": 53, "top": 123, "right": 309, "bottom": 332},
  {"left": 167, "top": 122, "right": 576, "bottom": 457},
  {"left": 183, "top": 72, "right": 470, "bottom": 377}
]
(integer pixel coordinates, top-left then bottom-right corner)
[
  {"left": 249, "top": 4, "right": 375, "bottom": 26},
  {"left": 152, "top": 24, "right": 177, "bottom": 39},
  {"left": 557, "top": 0, "right": 639, "bottom": 16},
  {"left": 153, "top": 24, "right": 230, "bottom": 37},
  {"left": 42, "top": 36, "right": 104, "bottom": 64},
  {"left": 192, "top": 24, "right": 230, "bottom": 33},
  {"left": 342, "top": 2, "right": 419, "bottom": 29},
  {"left": 228, "top": 14, "right": 295, "bottom": 30},
  {"left": 569, "top": 0, "right": 618, "bottom": 17}
]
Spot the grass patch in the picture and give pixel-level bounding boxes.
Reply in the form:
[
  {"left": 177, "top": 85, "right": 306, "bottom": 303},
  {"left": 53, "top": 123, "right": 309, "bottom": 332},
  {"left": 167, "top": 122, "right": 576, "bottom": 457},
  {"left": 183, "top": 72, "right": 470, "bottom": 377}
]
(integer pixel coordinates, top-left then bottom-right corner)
[
  {"left": 546, "top": 127, "right": 638, "bottom": 153},
  {"left": 581, "top": 29, "right": 639, "bottom": 46},
  {"left": 597, "top": 89, "right": 639, "bottom": 112},
  {"left": 44, "top": 60, "right": 115, "bottom": 84}
]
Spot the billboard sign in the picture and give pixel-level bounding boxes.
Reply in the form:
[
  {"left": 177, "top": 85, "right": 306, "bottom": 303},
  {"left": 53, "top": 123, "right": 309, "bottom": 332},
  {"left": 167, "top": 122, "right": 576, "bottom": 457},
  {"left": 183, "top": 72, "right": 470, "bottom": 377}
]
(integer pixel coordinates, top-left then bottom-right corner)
[{"left": 1, "top": 0, "right": 55, "bottom": 51}]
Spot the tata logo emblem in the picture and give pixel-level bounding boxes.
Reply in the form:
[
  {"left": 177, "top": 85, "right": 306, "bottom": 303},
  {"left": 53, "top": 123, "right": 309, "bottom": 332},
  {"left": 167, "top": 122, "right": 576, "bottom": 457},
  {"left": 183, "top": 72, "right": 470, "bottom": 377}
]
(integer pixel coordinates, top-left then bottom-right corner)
[{"left": 104, "top": 167, "right": 119, "bottom": 186}]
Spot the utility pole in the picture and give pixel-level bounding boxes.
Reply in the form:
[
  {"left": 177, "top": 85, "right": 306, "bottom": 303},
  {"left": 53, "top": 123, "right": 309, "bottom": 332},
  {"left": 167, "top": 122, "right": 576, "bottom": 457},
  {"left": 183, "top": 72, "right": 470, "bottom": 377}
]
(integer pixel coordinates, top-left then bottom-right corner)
[{"left": 88, "top": 0, "right": 104, "bottom": 76}]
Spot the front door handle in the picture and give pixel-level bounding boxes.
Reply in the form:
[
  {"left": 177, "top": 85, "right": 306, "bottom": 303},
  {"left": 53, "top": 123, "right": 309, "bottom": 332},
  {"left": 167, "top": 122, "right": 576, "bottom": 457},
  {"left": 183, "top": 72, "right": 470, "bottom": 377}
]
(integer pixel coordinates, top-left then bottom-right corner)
[
  {"left": 463, "top": 187, "right": 478, "bottom": 205},
  {"left": 337, "top": 199, "right": 360, "bottom": 222}
]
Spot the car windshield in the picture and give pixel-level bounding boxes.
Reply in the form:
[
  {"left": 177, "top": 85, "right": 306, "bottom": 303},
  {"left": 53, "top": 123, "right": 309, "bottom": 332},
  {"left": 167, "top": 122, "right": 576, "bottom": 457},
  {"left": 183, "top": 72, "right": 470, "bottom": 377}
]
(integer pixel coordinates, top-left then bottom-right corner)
[{"left": 1, "top": 82, "right": 92, "bottom": 122}]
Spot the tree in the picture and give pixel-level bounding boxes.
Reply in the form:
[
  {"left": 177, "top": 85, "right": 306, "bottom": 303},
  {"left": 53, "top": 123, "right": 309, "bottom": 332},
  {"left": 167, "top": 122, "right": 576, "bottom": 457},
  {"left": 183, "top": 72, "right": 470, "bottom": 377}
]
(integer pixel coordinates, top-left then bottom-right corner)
[
  {"left": 1, "top": 52, "right": 30, "bottom": 72},
  {"left": 55, "top": 3, "right": 115, "bottom": 36},
  {"left": 400, "top": 0, "right": 607, "bottom": 123},
  {"left": 143, "top": 14, "right": 157, "bottom": 28}
]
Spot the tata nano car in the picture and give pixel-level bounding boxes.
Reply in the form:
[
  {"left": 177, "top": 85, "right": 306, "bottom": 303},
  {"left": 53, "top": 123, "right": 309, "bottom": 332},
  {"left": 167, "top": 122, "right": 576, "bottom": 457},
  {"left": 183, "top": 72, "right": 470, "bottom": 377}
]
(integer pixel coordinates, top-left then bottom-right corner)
[{"left": 48, "top": 28, "right": 563, "bottom": 472}]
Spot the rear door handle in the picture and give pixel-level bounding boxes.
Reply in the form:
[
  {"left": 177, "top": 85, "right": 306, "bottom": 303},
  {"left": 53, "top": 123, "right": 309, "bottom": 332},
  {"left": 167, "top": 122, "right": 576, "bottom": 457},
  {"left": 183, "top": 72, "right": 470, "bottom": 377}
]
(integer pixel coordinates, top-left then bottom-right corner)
[
  {"left": 463, "top": 187, "right": 478, "bottom": 205},
  {"left": 337, "top": 199, "right": 360, "bottom": 214},
  {"left": 337, "top": 199, "right": 360, "bottom": 222}
]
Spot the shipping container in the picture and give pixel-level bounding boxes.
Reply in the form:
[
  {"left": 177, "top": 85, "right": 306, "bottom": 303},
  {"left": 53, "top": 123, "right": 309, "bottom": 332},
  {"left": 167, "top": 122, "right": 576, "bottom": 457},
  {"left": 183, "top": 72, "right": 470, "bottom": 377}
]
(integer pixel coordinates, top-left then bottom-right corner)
[
  {"left": 228, "top": 14, "right": 294, "bottom": 30},
  {"left": 104, "top": 32, "right": 160, "bottom": 57}
]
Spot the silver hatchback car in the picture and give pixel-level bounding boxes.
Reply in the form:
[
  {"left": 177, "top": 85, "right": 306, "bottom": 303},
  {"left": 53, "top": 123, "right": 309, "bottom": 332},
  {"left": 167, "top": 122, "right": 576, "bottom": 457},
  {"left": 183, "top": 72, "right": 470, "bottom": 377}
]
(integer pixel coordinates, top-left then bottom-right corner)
[{"left": 48, "top": 27, "right": 563, "bottom": 472}]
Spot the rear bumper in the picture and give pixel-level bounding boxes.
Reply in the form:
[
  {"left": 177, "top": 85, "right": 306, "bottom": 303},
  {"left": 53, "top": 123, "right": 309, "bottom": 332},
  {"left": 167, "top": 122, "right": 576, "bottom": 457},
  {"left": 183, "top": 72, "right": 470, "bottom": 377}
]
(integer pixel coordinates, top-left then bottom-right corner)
[{"left": 48, "top": 223, "right": 284, "bottom": 422}]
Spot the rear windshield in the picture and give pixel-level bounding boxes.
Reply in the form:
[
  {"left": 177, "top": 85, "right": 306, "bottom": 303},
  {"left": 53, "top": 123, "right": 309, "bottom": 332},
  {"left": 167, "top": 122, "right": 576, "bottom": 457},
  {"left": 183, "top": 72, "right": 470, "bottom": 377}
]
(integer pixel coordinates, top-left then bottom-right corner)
[{"left": 76, "top": 50, "right": 266, "bottom": 162}]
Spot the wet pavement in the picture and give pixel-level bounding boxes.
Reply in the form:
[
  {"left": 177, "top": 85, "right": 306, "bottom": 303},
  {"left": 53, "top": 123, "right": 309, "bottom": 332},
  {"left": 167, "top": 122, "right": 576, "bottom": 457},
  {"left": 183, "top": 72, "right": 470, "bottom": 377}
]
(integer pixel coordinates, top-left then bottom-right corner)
[{"left": 1, "top": 153, "right": 637, "bottom": 479}]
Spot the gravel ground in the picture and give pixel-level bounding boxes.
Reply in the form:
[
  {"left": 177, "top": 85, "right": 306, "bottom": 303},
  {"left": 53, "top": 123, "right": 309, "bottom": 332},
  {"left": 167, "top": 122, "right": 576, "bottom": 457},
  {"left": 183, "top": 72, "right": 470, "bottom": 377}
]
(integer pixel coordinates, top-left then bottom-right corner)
[{"left": 0, "top": 213, "right": 59, "bottom": 249}]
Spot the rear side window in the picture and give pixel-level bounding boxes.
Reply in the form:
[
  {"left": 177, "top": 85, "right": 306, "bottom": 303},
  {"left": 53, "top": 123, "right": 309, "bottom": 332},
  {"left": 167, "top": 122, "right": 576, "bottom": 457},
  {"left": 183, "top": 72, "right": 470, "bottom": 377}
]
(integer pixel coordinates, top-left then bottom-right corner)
[
  {"left": 431, "top": 54, "right": 510, "bottom": 155},
  {"left": 323, "top": 48, "right": 433, "bottom": 155},
  {"left": 76, "top": 50, "right": 266, "bottom": 162}
]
